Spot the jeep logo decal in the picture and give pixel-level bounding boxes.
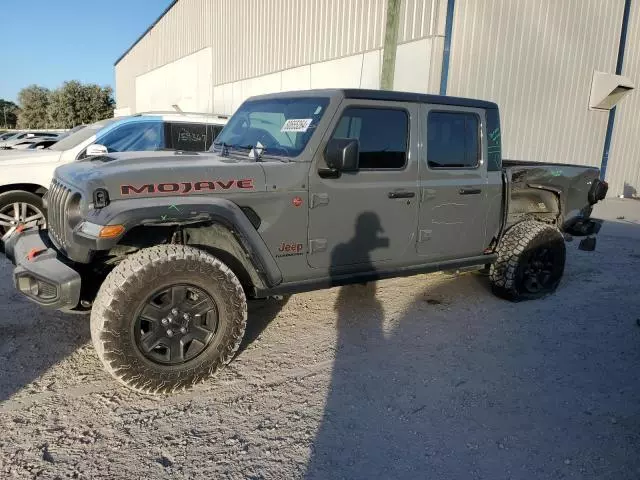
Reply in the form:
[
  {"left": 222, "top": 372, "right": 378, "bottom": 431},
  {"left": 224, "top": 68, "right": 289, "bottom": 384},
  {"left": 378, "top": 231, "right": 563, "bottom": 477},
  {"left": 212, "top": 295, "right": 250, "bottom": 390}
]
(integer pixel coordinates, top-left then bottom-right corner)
[
  {"left": 276, "top": 242, "right": 304, "bottom": 258},
  {"left": 120, "top": 179, "right": 255, "bottom": 196}
]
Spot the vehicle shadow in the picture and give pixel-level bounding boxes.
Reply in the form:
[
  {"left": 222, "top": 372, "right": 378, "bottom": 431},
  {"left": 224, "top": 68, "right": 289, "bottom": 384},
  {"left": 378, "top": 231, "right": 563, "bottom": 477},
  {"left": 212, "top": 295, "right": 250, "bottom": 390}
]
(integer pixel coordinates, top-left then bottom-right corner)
[
  {"left": 237, "top": 296, "right": 291, "bottom": 356},
  {"left": 305, "top": 214, "right": 640, "bottom": 479},
  {"left": 0, "top": 258, "right": 291, "bottom": 401},
  {"left": 0, "top": 260, "right": 91, "bottom": 402}
]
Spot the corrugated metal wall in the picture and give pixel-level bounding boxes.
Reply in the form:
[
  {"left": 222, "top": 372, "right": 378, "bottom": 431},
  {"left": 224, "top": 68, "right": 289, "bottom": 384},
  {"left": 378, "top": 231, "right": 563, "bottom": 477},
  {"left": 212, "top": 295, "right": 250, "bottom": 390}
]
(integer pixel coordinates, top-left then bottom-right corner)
[
  {"left": 115, "top": 0, "right": 212, "bottom": 110},
  {"left": 211, "top": 0, "right": 387, "bottom": 85},
  {"left": 398, "top": 0, "right": 436, "bottom": 43},
  {"left": 607, "top": 0, "right": 640, "bottom": 197},
  {"left": 446, "top": 0, "right": 624, "bottom": 169},
  {"left": 115, "top": 0, "right": 442, "bottom": 110}
]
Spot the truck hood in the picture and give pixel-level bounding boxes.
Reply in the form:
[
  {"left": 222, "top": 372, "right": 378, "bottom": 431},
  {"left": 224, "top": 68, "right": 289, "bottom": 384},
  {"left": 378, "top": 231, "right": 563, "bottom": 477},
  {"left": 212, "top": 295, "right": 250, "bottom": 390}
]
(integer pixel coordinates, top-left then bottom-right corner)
[
  {"left": 55, "top": 150, "right": 268, "bottom": 200},
  {"left": 0, "top": 149, "right": 62, "bottom": 165}
]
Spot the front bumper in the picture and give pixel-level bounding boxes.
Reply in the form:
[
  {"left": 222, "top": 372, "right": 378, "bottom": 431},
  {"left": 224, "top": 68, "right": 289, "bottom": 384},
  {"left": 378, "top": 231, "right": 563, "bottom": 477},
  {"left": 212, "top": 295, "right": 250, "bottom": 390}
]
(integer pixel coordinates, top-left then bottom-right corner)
[{"left": 4, "top": 229, "right": 81, "bottom": 311}]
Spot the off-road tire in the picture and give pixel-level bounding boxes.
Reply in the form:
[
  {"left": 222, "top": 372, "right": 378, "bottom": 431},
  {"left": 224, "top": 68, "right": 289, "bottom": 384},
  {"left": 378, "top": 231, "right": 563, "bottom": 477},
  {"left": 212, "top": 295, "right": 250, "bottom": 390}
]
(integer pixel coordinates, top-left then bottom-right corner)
[
  {"left": 490, "top": 220, "right": 566, "bottom": 301},
  {"left": 90, "top": 245, "right": 247, "bottom": 394}
]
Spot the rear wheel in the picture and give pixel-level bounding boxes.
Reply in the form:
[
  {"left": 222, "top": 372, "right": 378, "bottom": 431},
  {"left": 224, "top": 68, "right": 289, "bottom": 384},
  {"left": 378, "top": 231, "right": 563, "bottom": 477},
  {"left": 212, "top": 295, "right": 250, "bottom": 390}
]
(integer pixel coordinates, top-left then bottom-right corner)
[
  {"left": 490, "top": 221, "right": 566, "bottom": 301},
  {"left": 90, "top": 245, "right": 247, "bottom": 394},
  {"left": 0, "top": 190, "right": 46, "bottom": 241}
]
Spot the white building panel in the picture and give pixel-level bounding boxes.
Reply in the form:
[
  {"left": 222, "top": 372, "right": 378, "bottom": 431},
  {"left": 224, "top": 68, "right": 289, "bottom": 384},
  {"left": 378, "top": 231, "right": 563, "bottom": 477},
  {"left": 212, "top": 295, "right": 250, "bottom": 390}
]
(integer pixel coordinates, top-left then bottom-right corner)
[
  {"left": 394, "top": 38, "right": 432, "bottom": 93},
  {"left": 135, "top": 48, "right": 213, "bottom": 113}
]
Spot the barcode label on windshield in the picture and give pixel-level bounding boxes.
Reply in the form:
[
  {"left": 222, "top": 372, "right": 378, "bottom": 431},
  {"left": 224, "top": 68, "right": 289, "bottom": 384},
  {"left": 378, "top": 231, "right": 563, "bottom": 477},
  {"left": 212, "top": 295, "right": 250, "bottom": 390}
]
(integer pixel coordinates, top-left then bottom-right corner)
[{"left": 281, "top": 118, "right": 313, "bottom": 132}]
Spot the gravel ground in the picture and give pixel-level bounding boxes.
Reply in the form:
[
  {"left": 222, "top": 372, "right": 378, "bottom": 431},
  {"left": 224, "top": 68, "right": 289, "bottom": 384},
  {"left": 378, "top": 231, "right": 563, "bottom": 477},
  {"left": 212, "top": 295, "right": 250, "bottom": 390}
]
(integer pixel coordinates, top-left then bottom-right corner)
[{"left": 0, "top": 199, "right": 639, "bottom": 480}]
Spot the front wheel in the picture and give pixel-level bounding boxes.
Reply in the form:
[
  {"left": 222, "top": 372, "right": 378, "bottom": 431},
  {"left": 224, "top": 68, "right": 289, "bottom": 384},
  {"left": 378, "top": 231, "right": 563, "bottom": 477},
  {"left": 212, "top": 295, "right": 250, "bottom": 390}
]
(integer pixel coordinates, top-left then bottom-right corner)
[
  {"left": 90, "top": 245, "right": 247, "bottom": 394},
  {"left": 490, "top": 221, "right": 566, "bottom": 301}
]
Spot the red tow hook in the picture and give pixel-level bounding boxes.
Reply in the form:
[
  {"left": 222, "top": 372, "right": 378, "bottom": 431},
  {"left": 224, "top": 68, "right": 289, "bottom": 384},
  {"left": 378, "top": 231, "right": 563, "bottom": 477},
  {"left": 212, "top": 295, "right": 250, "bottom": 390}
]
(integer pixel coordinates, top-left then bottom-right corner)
[{"left": 27, "top": 248, "right": 46, "bottom": 261}]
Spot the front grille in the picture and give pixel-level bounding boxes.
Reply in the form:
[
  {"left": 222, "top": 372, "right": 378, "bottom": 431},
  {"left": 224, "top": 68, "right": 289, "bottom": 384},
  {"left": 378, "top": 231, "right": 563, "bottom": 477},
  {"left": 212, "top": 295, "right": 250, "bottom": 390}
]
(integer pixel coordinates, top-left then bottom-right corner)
[{"left": 47, "top": 179, "right": 73, "bottom": 249}]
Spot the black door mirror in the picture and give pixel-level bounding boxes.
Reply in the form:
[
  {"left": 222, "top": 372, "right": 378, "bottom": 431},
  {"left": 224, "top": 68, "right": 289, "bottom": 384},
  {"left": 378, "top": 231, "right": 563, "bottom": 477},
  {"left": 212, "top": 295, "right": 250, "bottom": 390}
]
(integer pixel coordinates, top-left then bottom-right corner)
[{"left": 324, "top": 138, "right": 359, "bottom": 174}]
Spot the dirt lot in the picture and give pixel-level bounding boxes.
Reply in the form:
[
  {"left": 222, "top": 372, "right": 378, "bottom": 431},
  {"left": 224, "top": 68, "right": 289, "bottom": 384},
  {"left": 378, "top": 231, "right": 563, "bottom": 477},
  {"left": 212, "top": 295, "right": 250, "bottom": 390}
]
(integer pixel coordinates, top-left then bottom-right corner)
[{"left": 0, "top": 199, "right": 639, "bottom": 479}]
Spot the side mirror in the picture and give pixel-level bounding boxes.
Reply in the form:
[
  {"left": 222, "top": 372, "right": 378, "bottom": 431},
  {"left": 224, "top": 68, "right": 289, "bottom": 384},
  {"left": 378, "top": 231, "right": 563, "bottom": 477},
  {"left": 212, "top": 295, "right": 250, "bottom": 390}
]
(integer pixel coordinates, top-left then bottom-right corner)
[
  {"left": 324, "top": 138, "right": 359, "bottom": 174},
  {"left": 85, "top": 144, "right": 108, "bottom": 156}
]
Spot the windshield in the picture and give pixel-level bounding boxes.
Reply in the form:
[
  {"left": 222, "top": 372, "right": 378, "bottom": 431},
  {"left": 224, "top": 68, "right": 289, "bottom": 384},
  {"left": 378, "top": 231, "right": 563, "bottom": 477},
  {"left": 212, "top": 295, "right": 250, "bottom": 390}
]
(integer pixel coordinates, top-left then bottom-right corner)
[
  {"left": 50, "top": 118, "right": 118, "bottom": 151},
  {"left": 212, "top": 97, "right": 330, "bottom": 158}
]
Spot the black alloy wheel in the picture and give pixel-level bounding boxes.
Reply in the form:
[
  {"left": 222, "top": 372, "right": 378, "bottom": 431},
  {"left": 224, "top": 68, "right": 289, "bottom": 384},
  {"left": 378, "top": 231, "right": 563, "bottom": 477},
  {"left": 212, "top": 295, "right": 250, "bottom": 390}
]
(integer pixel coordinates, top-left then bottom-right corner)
[
  {"left": 134, "top": 284, "right": 219, "bottom": 365},
  {"left": 520, "top": 246, "right": 558, "bottom": 294}
]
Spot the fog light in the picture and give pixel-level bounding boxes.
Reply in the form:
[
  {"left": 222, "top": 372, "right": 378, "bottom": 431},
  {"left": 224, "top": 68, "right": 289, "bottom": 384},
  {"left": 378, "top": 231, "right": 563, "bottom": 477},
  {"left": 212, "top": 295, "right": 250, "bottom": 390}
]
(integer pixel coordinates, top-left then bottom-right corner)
[
  {"left": 17, "top": 275, "right": 34, "bottom": 294},
  {"left": 16, "top": 275, "right": 57, "bottom": 300},
  {"left": 29, "top": 280, "right": 39, "bottom": 296}
]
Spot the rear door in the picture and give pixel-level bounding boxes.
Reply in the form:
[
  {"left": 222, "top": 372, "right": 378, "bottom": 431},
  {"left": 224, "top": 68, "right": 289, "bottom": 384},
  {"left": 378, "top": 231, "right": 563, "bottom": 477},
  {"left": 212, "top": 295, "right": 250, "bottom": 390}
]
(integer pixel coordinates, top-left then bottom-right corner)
[
  {"left": 417, "top": 105, "right": 489, "bottom": 260},
  {"left": 307, "top": 100, "right": 420, "bottom": 271}
]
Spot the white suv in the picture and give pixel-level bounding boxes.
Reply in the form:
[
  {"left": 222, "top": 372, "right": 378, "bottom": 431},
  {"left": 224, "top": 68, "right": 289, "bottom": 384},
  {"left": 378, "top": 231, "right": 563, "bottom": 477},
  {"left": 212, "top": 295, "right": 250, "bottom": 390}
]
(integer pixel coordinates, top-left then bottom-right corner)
[{"left": 0, "top": 112, "right": 228, "bottom": 242}]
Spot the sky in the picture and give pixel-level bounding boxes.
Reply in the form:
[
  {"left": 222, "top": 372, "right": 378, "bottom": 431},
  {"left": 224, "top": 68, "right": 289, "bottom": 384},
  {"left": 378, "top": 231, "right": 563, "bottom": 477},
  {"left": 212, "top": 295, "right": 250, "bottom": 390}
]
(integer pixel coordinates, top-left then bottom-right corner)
[{"left": 0, "top": 0, "right": 174, "bottom": 103}]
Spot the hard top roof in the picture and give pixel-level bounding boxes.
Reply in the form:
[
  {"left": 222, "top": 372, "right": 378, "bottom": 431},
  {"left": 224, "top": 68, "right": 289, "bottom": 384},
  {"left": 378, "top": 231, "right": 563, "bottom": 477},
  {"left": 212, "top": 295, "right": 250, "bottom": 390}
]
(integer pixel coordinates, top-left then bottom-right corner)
[{"left": 247, "top": 88, "right": 498, "bottom": 110}]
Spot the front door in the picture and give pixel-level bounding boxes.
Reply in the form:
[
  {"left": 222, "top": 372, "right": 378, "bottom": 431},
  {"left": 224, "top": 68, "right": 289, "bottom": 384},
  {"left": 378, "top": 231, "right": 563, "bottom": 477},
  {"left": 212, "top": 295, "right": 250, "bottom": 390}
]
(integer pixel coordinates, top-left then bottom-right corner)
[
  {"left": 307, "top": 101, "right": 419, "bottom": 272},
  {"left": 417, "top": 105, "right": 489, "bottom": 260}
]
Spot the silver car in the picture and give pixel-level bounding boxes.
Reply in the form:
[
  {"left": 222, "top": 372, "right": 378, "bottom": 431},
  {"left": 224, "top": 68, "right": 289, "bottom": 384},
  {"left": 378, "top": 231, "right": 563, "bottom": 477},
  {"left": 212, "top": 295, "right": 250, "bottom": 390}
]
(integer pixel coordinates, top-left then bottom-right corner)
[{"left": 0, "top": 131, "right": 62, "bottom": 149}]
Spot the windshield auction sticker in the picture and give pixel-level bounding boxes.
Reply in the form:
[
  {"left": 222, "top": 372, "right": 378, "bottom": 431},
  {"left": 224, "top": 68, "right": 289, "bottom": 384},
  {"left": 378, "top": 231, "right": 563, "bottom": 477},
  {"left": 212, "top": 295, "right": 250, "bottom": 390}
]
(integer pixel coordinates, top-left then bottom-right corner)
[{"left": 281, "top": 118, "right": 313, "bottom": 132}]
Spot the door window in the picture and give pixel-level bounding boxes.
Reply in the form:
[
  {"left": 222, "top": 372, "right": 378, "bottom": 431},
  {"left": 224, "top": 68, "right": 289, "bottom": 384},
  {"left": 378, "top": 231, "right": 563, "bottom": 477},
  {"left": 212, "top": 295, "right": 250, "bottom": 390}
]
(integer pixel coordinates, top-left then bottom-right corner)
[
  {"left": 427, "top": 111, "right": 479, "bottom": 168},
  {"left": 331, "top": 107, "right": 408, "bottom": 169},
  {"left": 98, "top": 121, "right": 164, "bottom": 153},
  {"left": 168, "top": 122, "right": 208, "bottom": 151}
]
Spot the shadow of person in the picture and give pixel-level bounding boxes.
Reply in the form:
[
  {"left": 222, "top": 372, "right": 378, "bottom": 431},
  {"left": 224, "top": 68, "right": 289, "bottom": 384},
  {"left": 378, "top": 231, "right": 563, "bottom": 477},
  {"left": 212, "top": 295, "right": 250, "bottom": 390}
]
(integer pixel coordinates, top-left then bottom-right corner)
[
  {"left": 306, "top": 217, "right": 640, "bottom": 479},
  {"left": 306, "top": 212, "right": 392, "bottom": 478}
]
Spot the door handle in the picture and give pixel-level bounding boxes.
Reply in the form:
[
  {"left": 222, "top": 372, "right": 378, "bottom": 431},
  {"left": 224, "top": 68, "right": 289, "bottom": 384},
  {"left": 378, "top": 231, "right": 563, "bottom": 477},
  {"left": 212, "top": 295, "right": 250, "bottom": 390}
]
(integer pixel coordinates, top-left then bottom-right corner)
[
  {"left": 388, "top": 191, "right": 416, "bottom": 199},
  {"left": 459, "top": 188, "right": 482, "bottom": 195}
]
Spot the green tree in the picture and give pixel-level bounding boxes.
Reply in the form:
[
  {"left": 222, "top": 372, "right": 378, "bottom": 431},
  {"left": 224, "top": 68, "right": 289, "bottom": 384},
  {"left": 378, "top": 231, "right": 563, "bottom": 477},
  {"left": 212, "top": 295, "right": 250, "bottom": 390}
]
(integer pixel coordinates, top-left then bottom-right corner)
[
  {"left": 47, "top": 81, "right": 114, "bottom": 128},
  {"left": 0, "top": 99, "right": 19, "bottom": 129},
  {"left": 17, "top": 85, "right": 50, "bottom": 128}
]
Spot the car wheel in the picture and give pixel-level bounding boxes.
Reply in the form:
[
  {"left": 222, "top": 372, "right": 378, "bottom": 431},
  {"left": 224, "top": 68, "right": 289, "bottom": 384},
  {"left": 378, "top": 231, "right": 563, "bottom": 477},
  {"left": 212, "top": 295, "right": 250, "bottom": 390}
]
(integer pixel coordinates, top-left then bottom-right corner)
[
  {"left": 90, "top": 245, "right": 247, "bottom": 394},
  {"left": 490, "top": 220, "right": 566, "bottom": 301},
  {"left": 0, "top": 190, "right": 46, "bottom": 242}
]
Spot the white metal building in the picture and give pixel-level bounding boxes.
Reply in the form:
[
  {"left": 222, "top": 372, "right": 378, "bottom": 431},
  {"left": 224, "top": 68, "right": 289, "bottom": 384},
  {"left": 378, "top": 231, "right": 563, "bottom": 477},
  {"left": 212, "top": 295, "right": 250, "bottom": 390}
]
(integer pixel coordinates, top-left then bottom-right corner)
[{"left": 115, "top": 0, "right": 639, "bottom": 197}]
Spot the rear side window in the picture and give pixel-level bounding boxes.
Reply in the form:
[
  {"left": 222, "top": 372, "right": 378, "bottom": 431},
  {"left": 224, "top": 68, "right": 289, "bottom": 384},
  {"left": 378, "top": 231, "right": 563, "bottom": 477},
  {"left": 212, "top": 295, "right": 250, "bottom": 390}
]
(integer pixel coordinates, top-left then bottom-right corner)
[
  {"left": 331, "top": 107, "right": 408, "bottom": 169},
  {"left": 168, "top": 122, "right": 207, "bottom": 152},
  {"left": 427, "top": 111, "right": 479, "bottom": 168}
]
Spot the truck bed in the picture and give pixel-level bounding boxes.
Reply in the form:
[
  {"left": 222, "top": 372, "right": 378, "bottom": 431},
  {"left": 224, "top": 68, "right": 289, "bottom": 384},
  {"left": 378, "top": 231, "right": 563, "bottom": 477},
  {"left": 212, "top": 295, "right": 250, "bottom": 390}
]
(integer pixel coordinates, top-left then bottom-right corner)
[
  {"left": 502, "top": 159, "right": 602, "bottom": 231},
  {"left": 502, "top": 159, "right": 600, "bottom": 170}
]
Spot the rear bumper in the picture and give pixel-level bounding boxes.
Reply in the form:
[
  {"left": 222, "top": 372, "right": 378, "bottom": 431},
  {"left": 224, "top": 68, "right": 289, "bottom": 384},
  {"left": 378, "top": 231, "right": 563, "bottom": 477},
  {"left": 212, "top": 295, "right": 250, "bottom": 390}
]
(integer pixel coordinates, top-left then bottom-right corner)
[
  {"left": 563, "top": 217, "right": 603, "bottom": 236},
  {"left": 4, "top": 229, "right": 81, "bottom": 311}
]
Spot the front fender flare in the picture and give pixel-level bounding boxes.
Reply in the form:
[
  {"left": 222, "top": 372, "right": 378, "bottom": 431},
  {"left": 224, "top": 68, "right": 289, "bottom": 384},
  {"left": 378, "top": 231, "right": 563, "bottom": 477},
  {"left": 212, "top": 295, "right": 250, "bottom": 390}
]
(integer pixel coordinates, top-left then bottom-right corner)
[{"left": 86, "top": 196, "right": 283, "bottom": 288}]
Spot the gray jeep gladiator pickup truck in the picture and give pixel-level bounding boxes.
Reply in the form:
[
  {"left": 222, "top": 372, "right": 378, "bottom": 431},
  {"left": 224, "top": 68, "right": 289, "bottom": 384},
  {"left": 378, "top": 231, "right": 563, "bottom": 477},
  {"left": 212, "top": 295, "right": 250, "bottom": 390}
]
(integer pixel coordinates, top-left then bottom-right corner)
[{"left": 3, "top": 89, "right": 608, "bottom": 393}]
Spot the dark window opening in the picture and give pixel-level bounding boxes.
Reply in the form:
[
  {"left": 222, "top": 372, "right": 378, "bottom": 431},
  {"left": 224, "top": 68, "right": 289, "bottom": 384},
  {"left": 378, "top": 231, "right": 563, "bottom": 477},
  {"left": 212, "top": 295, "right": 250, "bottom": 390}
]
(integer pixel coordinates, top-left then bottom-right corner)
[
  {"left": 331, "top": 107, "right": 408, "bottom": 169},
  {"left": 168, "top": 122, "right": 208, "bottom": 152},
  {"left": 427, "top": 111, "right": 479, "bottom": 168}
]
